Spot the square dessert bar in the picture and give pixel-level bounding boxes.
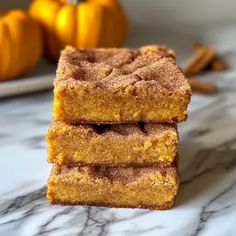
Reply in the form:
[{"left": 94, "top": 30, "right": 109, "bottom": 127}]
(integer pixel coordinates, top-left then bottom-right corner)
[
  {"left": 54, "top": 45, "right": 191, "bottom": 124},
  {"left": 47, "top": 164, "right": 179, "bottom": 210},
  {"left": 47, "top": 120, "right": 178, "bottom": 167}
]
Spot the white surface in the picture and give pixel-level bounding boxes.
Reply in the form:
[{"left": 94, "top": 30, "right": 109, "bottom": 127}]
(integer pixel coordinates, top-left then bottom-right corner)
[
  {"left": 0, "top": 75, "right": 52, "bottom": 98},
  {"left": 0, "top": 60, "right": 55, "bottom": 98}
]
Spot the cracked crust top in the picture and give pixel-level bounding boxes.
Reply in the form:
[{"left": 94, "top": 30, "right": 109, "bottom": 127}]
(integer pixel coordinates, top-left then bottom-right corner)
[{"left": 56, "top": 45, "right": 190, "bottom": 94}]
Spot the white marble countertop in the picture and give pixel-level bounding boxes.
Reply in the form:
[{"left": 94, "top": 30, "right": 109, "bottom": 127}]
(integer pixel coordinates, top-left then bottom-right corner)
[{"left": 1, "top": 24, "right": 236, "bottom": 236}]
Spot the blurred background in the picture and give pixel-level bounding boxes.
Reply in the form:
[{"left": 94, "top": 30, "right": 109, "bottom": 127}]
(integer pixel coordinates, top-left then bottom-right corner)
[
  {"left": 3, "top": 0, "right": 236, "bottom": 23},
  {"left": 1, "top": 0, "right": 236, "bottom": 93},
  {"left": 2, "top": 0, "right": 236, "bottom": 49}
]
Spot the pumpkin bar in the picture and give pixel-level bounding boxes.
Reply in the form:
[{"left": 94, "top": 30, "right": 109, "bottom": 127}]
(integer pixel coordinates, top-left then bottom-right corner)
[
  {"left": 47, "top": 120, "right": 178, "bottom": 167},
  {"left": 47, "top": 164, "right": 179, "bottom": 210},
  {"left": 54, "top": 45, "right": 191, "bottom": 124}
]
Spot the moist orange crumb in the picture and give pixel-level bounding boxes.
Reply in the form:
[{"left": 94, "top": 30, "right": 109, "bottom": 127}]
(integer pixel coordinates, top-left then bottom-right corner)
[
  {"left": 47, "top": 164, "right": 179, "bottom": 210},
  {"left": 47, "top": 120, "right": 178, "bottom": 167}
]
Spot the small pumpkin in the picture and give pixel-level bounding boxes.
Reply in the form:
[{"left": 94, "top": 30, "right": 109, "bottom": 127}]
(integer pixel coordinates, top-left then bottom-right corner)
[
  {"left": 29, "top": 0, "right": 127, "bottom": 60},
  {"left": 0, "top": 10, "right": 42, "bottom": 81}
]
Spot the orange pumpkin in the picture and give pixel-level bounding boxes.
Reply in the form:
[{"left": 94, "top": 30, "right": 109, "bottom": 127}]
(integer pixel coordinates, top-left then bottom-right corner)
[
  {"left": 29, "top": 0, "right": 127, "bottom": 60},
  {"left": 0, "top": 10, "right": 42, "bottom": 81}
]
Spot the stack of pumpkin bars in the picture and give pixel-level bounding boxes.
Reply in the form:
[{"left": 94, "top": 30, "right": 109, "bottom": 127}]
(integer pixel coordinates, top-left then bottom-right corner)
[{"left": 47, "top": 45, "right": 191, "bottom": 210}]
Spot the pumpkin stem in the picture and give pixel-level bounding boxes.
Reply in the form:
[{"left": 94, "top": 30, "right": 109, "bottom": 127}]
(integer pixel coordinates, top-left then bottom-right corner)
[{"left": 67, "top": 0, "right": 85, "bottom": 4}]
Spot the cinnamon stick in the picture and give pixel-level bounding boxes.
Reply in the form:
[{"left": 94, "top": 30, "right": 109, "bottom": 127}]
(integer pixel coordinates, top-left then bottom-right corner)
[
  {"left": 211, "top": 58, "right": 227, "bottom": 71},
  {"left": 189, "top": 78, "right": 217, "bottom": 94},
  {"left": 183, "top": 47, "right": 216, "bottom": 76},
  {"left": 192, "top": 42, "right": 227, "bottom": 72}
]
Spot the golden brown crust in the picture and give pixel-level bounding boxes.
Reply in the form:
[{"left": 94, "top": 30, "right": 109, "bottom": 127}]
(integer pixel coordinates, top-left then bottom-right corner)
[
  {"left": 58, "top": 45, "right": 176, "bottom": 75},
  {"left": 48, "top": 199, "right": 175, "bottom": 210},
  {"left": 56, "top": 45, "right": 187, "bottom": 93},
  {"left": 51, "top": 164, "right": 178, "bottom": 183},
  {"left": 47, "top": 164, "right": 179, "bottom": 210},
  {"left": 52, "top": 116, "right": 188, "bottom": 125},
  {"left": 47, "top": 120, "right": 179, "bottom": 167},
  {"left": 49, "top": 120, "right": 177, "bottom": 136},
  {"left": 54, "top": 45, "right": 191, "bottom": 124}
]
